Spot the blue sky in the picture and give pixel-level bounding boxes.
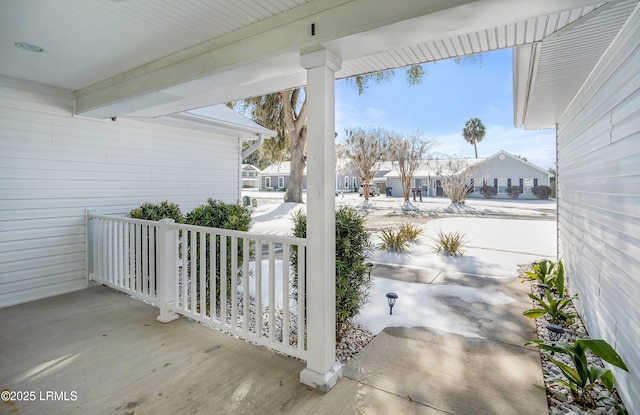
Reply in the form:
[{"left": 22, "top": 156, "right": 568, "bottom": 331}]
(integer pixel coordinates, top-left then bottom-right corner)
[{"left": 334, "top": 48, "right": 556, "bottom": 170}]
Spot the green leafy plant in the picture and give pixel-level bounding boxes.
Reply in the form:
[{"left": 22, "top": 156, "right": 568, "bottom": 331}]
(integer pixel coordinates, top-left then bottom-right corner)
[
  {"left": 523, "top": 260, "right": 567, "bottom": 296},
  {"left": 432, "top": 231, "right": 468, "bottom": 257},
  {"left": 523, "top": 290, "right": 578, "bottom": 325},
  {"left": 523, "top": 259, "right": 556, "bottom": 285},
  {"left": 525, "top": 339, "right": 628, "bottom": 408},
  {"left": 291, "top": 206, "right": 372, "bottom": 340},
  {"left": 184, "top": 199, "right": 251, "bottom": 306},
  {"left": 379, "top": 228, "right": 410, "bottom": 252},
  {"left": 128, "top": 200, "right": 184, "bottom": 222}
]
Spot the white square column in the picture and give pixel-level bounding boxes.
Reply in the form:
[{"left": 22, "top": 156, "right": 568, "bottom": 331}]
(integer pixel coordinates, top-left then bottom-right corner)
[{"left": 299, "top": 48, "right": 343, "bottom": 393}]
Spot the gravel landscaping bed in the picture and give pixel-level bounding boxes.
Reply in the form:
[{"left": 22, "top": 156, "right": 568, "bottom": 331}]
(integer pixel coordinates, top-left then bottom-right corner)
[{"left": 528, "top": 283, "right": 628, "bottom": 415}]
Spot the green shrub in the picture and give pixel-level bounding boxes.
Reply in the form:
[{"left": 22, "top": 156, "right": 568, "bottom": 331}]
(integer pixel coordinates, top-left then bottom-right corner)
[
  {"left": 379, "top": 228, "right": 409, "bottom": 252},
  {"left": 506, "top": 185, "right": 522, "bottom": 199},
  {"left": 432, "top": 231, "right": 467, "bottom": 257},
  {"left": 185, "top": 199, "right": 251, "bottom": 231},
  {"left": 128, "top": 200, "right": 184, "bottom": 222},
  {"left": 184, "top": 199, "right": 251, "bottom": 306},
  {"left": 291, "top": 206, "right": 372, "bottom": 340},
  {"left": 533, "top": 185, "right": 552, "bottom": 199},
  {"left": 480, "top": 185, "right": 496, "bottom": 199}
]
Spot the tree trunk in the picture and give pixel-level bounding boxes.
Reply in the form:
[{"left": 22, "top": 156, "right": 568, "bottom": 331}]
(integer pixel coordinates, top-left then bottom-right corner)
[
  {"left": 281, "top": 89, "right": 308, "bottom": 204},
  {"left": 473, "top": 141, "right": 478, "bottom": 158},
  {"left": 402, "top": 176, "right": 411, "bottom": 202},
  {"left": 285, "top": 131, "right": 306, "bottom": 203}
]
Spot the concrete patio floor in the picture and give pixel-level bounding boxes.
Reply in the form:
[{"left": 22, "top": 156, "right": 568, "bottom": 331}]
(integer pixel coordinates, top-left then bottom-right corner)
[{"left": 1, "top": 272, "right": 548, "bottom": 415}]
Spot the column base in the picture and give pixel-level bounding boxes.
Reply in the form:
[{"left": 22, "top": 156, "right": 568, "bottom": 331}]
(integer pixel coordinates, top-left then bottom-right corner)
[
  {"left": 300, "top": 363, "right": 343, "bottom": 393},
  {"left": 156, "top": 312, "right": 179, "bottom": 323}
]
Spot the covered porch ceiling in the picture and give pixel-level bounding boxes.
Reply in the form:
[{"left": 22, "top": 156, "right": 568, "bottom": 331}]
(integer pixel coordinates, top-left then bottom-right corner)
[{"left": 0, "top": 0, "right": 615, "bottom": 120}]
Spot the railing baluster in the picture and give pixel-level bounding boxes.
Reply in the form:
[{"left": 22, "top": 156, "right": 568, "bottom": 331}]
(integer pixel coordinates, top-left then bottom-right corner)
[
  {"left": 210, "top": 231, "right": 217, "bottom": 321},
  {"left": 128, "top": 222, "right": 134, "bottom": 290},
  {"left": 255, "top": 240, "right": 262, "bottom": 337},
  {"left": 135, "top": 223, "right": 141, "bottom": 293},
  {"left": 189, "top": 230, "right": 196, "bottom": 313},
  {"left": 268, "top": 241, "right": 275, "bottom": 343},
  {"left": 150, "top": 225, "right": 156, "bottom": 296},
  {"left": 282, "top": 243, "right": 290, "bottom": 346},
  {"left": 243, "top": 238, "right": 250, "bottom": 332},
  {"left": 199, "top": 231, "right": 206, "bottom": 318},
  {"left": 180, "top": 229, "right": 187, "bottom": 311},
  {"left": 231, "top": 236, "right": 238, "bottom": 330},
  {"left": 220, "top": 233, "right": 227, "bottom": 326},
  {"left": 298, "top": 244, "right": 306, "bottom": 354},
  {"left": 142, "top": 225, "right": 148, "bottom": 296}
]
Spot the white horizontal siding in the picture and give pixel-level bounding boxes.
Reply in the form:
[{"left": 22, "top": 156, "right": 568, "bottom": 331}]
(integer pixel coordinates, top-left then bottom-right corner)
[
  {"left": 0, "top": 78, "right": 242, "bottom": 308},
  {"left": 557, "top": 5, "right": 640, "bottom": 412}
]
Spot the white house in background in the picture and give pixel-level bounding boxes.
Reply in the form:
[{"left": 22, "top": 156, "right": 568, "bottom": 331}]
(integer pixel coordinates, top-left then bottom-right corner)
[
  {"left": 383, "top": 150, "right": 551, "bottom": 199},
  {"left": 259, "top": 160, "right": 364, "bottom": 192},
  {"left": 241, "top": 164, "right": 261, "bottom": 188},
  {"left": 0, "top": 80, "right": 274, "bottom": 308}
]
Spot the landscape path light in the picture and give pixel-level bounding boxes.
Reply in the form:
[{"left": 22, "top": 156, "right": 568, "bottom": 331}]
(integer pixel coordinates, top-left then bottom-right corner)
[{"left": 386, "top": 292, "right": 398, "bottom": 315}]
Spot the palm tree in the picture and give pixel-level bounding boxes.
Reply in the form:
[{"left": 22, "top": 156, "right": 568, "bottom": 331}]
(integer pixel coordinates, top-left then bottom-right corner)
[{"left": 462, "top": 118, "right": 486, "bottom": 158}]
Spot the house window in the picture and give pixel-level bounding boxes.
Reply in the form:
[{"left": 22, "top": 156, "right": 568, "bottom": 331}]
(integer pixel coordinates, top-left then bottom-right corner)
[
  {"left": 265, "top": 177, "right": 271, "bottom": 188},
  {"left": 498, "top": 178, "right": 507, "bottom": 193},
  {"left": 278, "top": 176, "right": 284, "bottom": 189},
  {"left": 519, "top": 178, "right": 524, "bottom": 193},
  {"left": 344, "top": 176, "right": 350, "bottom": 189},
  {"left": 507, "top": 178, "right": 512, "bottom": 187},
  {"left": 352, "top": 177, "right": 357, "bottom": 190},
  {"left": 242, "top": 171, "right": 247, "bottom": 177},
  {"left": 534, "top": 178, "right": 539, "bottom": 187}
]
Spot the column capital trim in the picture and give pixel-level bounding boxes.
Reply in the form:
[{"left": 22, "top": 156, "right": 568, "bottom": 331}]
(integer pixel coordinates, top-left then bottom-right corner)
[{"left": 300, "top": 48, "right": 342, "bottom": 72}]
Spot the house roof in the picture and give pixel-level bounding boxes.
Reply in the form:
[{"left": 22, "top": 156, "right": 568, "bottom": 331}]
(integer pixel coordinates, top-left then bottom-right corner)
[
  {"left": 260, "top": 161, "right": 307, "bottom": 176},
  {"left": 242, "top": 164, "right": 262, "bottom": 172},
  {"left": 484, "top": 150, "right": 552, "bottom": 176},
  {"left": 383, "top": 151, "right": 550, "bottom": 178},
  {"left": 513, "top": 0, "right": 638, "bottom": 129},
  {"left": 125, "top": 105, "right": 275, "bottom": 139},
  {"left": 383, "top": 158, "right": 485, "bottom": 179},
  {"left": 0, "top": 0, "right": 607, "bottom": 120}
]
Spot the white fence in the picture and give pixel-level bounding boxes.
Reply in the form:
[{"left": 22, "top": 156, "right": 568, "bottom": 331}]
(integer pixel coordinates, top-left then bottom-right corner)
[{"left": 87, "top": 213, "right": 308, "bottom": 360}]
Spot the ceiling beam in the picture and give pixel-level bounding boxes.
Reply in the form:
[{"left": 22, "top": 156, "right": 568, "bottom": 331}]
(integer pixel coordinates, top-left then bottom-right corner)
[{"left": 75, "top": 0, "right": 604, "bottom": 119}]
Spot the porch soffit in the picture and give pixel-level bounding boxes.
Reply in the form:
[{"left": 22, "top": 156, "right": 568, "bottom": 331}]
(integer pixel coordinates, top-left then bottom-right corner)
[
  {"left": 513, "top": 0, "right": 639, "bottom": 130},
  {"left": 0, "top": 0, "right": 606, "bottom": 119}
]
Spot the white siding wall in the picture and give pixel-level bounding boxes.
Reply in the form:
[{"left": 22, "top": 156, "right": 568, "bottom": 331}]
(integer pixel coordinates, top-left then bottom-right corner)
[
  {"left": 0, "top": 78, "right": 241, "bottom": 308},
  {"left": 557, "top": 6, "right": 640, "bottom": 411}
]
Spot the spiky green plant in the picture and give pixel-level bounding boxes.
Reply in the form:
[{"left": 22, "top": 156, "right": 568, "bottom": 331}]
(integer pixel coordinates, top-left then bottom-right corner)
[
  {"left": 379, "top": 228, "right": 409, "bottom": 252},
  {"left": 398, "top": 222, "right": 423, "bottom": 242},
  {"left": 432, "top": 231, "right": 468, "bottom": 257}
]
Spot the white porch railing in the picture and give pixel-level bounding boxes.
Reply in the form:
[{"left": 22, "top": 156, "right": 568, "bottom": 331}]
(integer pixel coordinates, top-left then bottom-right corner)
[{"left": 87, "top": 213, "right": 308, "bottom": 360}]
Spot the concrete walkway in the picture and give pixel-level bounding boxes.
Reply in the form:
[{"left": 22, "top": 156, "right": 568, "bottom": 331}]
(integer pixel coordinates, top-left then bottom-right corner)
[{"left": 0, "top": 269, "right": 548, "bottom": 415}]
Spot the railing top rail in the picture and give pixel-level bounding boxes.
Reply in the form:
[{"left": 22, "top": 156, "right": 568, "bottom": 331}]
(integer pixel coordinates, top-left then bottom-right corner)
[
  {"left": 87, "top": 213, "right": 160, "bottom": 226},
  {"left": 87, "top": 213, "right": 307, "bottom": 246}
]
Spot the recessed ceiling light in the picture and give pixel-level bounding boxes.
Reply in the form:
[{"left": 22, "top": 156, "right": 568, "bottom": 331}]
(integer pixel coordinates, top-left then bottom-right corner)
[{"left": 15, "top": 42, "right": 45, "bottom": 53}]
